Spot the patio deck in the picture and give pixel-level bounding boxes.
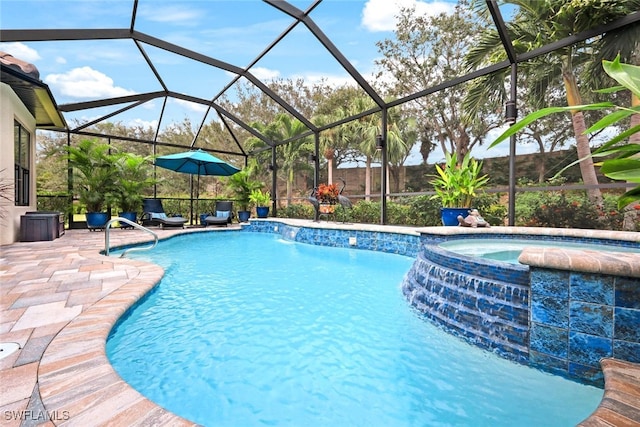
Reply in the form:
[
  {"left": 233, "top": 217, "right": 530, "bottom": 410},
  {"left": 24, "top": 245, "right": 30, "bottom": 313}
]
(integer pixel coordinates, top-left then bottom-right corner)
[{"left": 0, "top": 223, "right": 638, "bottom": 426}]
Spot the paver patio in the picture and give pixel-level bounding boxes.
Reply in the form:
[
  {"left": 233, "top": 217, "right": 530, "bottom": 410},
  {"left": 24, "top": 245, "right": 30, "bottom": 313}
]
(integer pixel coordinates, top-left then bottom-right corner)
[{"left": 0, "top": 226, "right": 228, "bottom": 426}]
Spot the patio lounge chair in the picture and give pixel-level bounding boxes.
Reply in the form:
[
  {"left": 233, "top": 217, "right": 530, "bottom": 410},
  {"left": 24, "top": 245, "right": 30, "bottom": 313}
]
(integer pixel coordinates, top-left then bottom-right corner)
[
  {"left": 141, "top": 198, "right": 188, "bottom": 228},
  {"left": 204, "top": 201, "right": 234, "bottom": 227}
]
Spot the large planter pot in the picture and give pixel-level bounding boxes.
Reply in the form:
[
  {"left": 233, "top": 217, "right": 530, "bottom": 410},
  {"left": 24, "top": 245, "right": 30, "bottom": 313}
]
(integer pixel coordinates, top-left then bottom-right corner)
[
  {"left": 440, "top": 207, "right": 469, "bottom": 226},
  {"left": 118, "top": 212, "right": 137, "bottom": 228},
  {"left": 256, "top": 206, "right": 269, "bottom": 218},
  {"left": 237, "top": 210, "right": 251, "bottom": 223},
  {"left": 86, "top": 212, "right": 110, "bottom": 231}
]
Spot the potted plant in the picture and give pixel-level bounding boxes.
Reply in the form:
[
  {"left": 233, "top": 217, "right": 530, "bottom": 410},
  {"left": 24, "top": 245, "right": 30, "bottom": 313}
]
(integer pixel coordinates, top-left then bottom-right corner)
[
  {"left": 315, "top": 183, "right": 339, "bottom": 214},
  {"left": 249, "top": 189, "right": 271, "bottom": 218},
  {"left": 226, "top": 169, "right": 261, "bottom": 222},
  {"left": 65, "top": 139, "right": 117, "bottom": 230},
  {"left": 112, "top": 152, "right": 155, "bottom": 226},
  {"left": 430, "top": 151, "right": 489, "bottom": 226}
]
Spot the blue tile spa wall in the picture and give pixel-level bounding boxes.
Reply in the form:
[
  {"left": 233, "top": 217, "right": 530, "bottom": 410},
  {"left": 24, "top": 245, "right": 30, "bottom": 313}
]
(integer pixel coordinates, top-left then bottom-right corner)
[
  {"left": 404, "top": 232, "right": 640, "bottom": 386},
  {"left": 530, "top": 268, "right": 640, "bottom": 385},
  {"left": 402, "top": 241, "right": 531, "bottom": 363}
]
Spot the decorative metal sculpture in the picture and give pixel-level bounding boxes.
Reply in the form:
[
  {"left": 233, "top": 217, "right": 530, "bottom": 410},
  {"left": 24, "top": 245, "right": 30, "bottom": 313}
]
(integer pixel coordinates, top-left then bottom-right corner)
[
  {"left": 337, "top": 178, "right": 353, "bottom": 223},
  {"left": 308, "top": 188, "right": 320, "bottom": 222}
]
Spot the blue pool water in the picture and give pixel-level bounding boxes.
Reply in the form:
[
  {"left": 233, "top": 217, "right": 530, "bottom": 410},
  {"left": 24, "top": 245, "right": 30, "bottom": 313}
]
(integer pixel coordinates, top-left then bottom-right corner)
[
  {"left": 107, "top": 232, "right": 602, "bottom": 426},
  {"left": 439, "top": 238, "right": 639, "bottom": 263}
]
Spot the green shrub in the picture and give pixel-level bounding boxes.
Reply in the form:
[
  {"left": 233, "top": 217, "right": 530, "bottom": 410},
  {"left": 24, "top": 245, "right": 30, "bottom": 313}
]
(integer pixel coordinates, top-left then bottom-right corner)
[
  {"left": 514, "top": 190, "right": 628, "bottom": 230},
  {"left": 161, "top": 198, "right": 189, "bottom": 217},
  {"left": 276, "top": 203, "right": 314, "bottom": 219},
  {"left": 350, "top": 201, "right": 380, "bottom": 224},
  {"left": 385, "top": 202, "right": 411, "bottom": 225},
  {"left": 472, "top": 193, "right": 507, "bottom": 226},
  {"left": 403, "top": 195, "right": 442, "bottom": 226},
  {"left": 599, "top": 193, "right": 634, "bottom": 231}
]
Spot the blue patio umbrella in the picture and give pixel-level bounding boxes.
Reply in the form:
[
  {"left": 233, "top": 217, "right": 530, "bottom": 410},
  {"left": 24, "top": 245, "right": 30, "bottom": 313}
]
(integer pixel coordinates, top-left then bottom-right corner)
[{"left": 154, "top": 149, "right": 241, "bottom": 224}]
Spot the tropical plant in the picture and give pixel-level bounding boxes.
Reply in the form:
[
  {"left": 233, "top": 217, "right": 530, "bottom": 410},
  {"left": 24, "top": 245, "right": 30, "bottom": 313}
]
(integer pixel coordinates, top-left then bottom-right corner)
[
  {"left": 315, "top": 183, "right": 339, "bottom": 204},
  {"left": 65, "top": 139, "right": 117, "bottom": 213},
  {"left": 112, "top": 152, "right": 155, "bottom": 213},
  {"left": 226, "top": 169, "right": 261, "bottom": 211},
  {"left": 465, "top": 0, "right": 640, "bottom": 207},
  {"left": 429, "top": 151, "right": 489, "bottom": 208},
  {"left": 249, "top": 189, "right": 271, "bottom": 207},
  {"left": 492, "top": 56, "right": 640, "bottom": 209}
]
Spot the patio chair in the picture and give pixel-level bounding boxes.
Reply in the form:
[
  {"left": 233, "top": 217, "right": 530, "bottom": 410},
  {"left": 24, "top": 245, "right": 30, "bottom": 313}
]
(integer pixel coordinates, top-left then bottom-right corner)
[
  {"left": 204, "top": 201, "right": 234, "bottom": 227},
  {"left": 141, "top": 198, "right": 188, "bottom": 228}
]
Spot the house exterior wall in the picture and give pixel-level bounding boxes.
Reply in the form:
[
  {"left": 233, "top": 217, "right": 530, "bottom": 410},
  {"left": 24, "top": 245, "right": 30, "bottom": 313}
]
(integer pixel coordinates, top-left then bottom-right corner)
[{"left": 1, "top": 82, "right": 37, "bottom": 245}]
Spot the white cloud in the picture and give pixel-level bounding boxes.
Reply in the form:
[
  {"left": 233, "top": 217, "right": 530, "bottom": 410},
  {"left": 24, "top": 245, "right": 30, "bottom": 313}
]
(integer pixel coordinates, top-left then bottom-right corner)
[
  {"left": 293, "top": 72, "right": 356, "bottom": 88},
  {"left": 139, "top": 4, "right": 203, "bottom": 25},
  {"left": 55, "top": 56, "right": 67, "bottom": 64},
  {"left": 250, "top": 67, "right": 281, "bottom": 81},
  {"left": 127, "top": 118, "right": 158, "bottom": 130},
  {"left": 244, "top": 67, "right": 354, "bottom": 89},
  {"left": 172, "top": 98, "right": 208, "bottom": 113},
  {"left": 361, "top": 0, "right": 455, "bottom": 32},
  {"left": 44, "top": 66, "right": 135, "bottom": 98},
  {"left": 0, "top": 42, "right": 41, "bottom": 62}
]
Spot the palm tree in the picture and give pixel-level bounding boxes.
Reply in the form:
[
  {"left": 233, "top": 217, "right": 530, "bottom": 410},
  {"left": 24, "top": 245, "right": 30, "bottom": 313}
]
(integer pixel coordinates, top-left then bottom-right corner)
[
  {"left": 250, "top": 114, "right": 313, "bottom": 206},
  {"left": 315, "top": 108, "right": 349, "bottom": 185},
  {"left": 344, "top": 96, "right": 379, "bottom": 200},
  {"left": 345, "top": 96, "right": 410, "bottom": 199},
  {"left": 465, "top": 0, "right": 640, "bottom": 207},
  {"left": 386, "top": 107, "right": 416, "bottom": 193}
]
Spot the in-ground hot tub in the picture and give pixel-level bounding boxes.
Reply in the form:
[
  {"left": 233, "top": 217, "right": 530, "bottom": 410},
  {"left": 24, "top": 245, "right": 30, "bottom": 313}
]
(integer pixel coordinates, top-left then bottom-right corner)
[
  {"left": 402, "top": 226, "right": 640, "bottom": 385},
  {"left": 439, "top": 237, "right": 639, "bottom": 263}
]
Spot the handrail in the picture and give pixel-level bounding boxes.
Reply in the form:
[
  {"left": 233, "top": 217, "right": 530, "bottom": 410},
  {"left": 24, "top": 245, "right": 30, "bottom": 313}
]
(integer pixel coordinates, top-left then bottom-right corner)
[{"left": 104, "top": 217, "right": 159, "bottom": 257}]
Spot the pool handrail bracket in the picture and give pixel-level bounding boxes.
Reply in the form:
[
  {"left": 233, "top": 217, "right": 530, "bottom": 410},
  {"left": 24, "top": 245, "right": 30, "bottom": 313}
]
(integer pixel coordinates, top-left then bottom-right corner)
[{"left": 104, "top": 217, "right": 158, "bottom": 257}]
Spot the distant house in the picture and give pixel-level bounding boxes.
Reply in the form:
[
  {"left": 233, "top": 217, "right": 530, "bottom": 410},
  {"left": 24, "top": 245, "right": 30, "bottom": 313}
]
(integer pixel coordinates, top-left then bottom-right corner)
[{"left": 0, "top": 52, "right": 65, "bottom": 245}]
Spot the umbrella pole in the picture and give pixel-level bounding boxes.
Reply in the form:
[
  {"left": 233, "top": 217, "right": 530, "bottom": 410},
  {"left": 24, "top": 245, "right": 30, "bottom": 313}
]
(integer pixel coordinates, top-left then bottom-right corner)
[{"left": 190, "top": 175, "right": 194, "bottom": 225}]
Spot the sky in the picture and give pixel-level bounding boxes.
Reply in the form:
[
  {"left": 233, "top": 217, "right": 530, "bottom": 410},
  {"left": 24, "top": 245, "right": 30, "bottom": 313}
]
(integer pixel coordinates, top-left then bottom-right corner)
[{"left": 0, "top": 0, "right": 532, "bottom": 164}]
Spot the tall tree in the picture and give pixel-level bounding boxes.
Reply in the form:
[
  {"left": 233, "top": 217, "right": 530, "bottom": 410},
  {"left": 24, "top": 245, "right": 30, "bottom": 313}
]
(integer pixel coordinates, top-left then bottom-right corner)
[{"left": 374, "top": 1, "right": 493, "bottom": 163}]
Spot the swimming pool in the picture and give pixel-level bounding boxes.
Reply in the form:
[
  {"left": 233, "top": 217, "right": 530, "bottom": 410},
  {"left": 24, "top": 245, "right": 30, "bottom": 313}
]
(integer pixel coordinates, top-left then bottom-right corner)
[
  {"left": 107, "top": 232, "right": 601, "bottom": 426},
  {"left": 439, "top": 237, "right": 639, "bottom": 263}
]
